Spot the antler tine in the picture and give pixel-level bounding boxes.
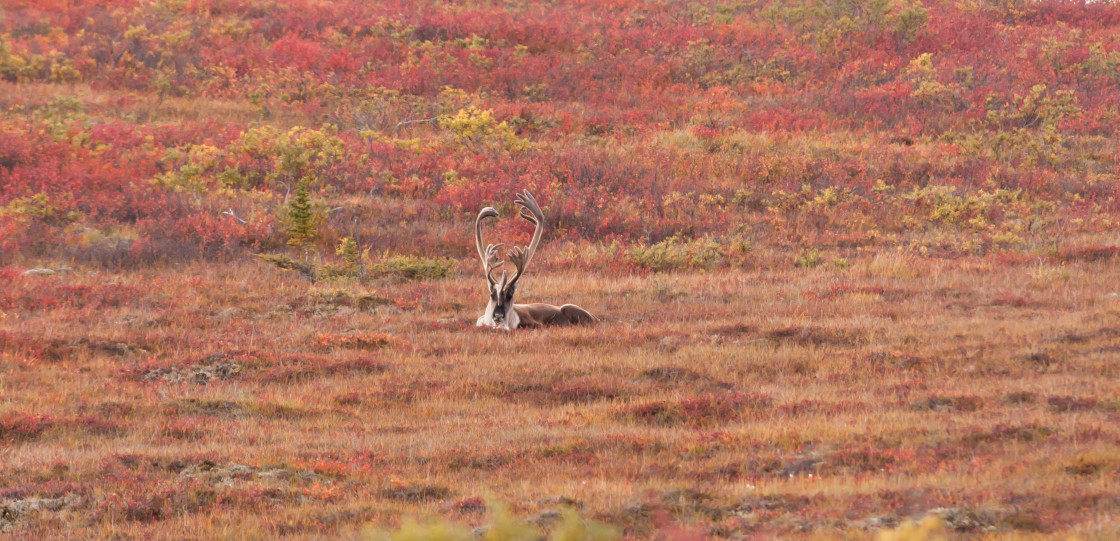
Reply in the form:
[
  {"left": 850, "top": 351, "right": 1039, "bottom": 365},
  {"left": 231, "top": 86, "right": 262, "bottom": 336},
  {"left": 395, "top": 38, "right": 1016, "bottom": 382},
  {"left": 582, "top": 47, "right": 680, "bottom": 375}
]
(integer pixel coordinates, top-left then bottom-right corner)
[
  {"left": 486, "top": 266, "right": 503, "bottom": 288},
  {"left": 475, "top": 207, "right": 501, "bottom": 286},
  {"left": 508, "top": 190, "right": 545, "bottom": 285}
]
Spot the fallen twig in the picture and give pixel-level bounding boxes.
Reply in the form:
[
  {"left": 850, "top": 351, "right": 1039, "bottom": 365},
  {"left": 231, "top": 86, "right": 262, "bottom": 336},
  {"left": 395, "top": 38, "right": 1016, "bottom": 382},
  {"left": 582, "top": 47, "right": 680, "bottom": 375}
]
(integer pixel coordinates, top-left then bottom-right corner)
[{"left": 394, "top": 116, "right": 441, "bottom": 128}]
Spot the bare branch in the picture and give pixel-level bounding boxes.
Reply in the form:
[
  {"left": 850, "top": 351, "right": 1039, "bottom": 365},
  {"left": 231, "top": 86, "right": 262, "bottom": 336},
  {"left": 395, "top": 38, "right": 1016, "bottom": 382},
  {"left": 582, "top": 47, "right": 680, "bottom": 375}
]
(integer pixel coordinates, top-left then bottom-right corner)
[
  {"left": 277, "top": 181, "right": 291, "bottom": 204},
  {"left": 394, "top": 116, "right": 441, "bottom": 129},
  {"left": 221, "top": 208, "right": 248, "bottom": 224}
]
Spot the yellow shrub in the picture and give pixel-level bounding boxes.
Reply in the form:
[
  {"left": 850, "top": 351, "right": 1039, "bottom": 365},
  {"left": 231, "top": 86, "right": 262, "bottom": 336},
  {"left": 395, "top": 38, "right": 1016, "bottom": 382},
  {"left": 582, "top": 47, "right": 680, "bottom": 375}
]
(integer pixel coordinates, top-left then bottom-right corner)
[
  {"left": 440, "top": 107, "right": 529, "bottom": 151},
  {"left": 875, "top": 515, "right": 947, "bottom": 541}
]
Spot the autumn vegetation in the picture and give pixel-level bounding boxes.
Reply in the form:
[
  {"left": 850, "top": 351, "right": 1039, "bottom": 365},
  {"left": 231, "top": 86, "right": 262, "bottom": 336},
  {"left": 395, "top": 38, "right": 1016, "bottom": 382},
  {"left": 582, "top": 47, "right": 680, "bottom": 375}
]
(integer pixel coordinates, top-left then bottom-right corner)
[{"left": 1, "top": 0, "right": 1119, "bottom": 538}]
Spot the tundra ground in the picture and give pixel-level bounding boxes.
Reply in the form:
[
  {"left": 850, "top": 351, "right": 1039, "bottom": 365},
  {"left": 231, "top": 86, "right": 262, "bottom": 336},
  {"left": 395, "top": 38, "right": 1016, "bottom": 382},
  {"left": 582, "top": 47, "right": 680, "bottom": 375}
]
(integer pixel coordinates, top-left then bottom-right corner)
[{"left": 2, "top": 254, "right": 1118, "bottom": 539}]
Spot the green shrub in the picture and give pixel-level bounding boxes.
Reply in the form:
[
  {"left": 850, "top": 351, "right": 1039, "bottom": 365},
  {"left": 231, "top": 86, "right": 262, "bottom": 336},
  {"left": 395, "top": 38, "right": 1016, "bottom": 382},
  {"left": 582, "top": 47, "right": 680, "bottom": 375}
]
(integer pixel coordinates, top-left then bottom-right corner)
[
  {"left": 254, "top": 253, "right": 313, "bottom": 278},
  {"left": 795, "top": 248, "right": 822, "bottom": 268},
  {"left": 893, "top": 5, "right": 928, "bottom": 43},
  {"left": 316, "top": 263, "right": 358, "bottom": 281},
  {"left": 336, "top": 236, "right": 362, "bottom": 269},
  {"left": 285, "top": 180, "right": 320, "bottom": 251},
  {"left": 630, "top": 234, "right": 724, "bottom": 271},
  {"left": 256, "top": 252, "right": 453, "bottom": 282},
  {"left": 370, "top": 255, "right": 456, "bottom": 280}
]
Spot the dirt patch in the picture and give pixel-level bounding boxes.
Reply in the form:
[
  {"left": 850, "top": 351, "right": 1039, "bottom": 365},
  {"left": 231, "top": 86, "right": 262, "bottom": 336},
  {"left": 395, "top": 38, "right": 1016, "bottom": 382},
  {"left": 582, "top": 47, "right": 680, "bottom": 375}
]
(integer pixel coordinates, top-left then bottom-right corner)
[
  {"left": 733, "top": 493, "right": 812, "bottom": 514},
  {"left": 179, "top": 461, "right": 325, "bottom": 485},
  {"left": 960, "top": 423, "right": 1053, "bottom": 445},
  {"left": 312, "top": 332, "right": 395, "bottom": 351},
  {"left": 1002, "top": 391, "right": 1037, "bottom": 405},
  {"left": 366, "top": 378, "right": 448, "bottom": 404},
  {"left": 989, "top": 294, "right": 1046, "bottom": 308},
  {"left": 378, "top": 484, "right": 451, "bottom": 502},
  {"left": 641, "top": 366, "right": 706, "bottom": 383},
  {"left": 761, "top": 326, "right": 863, "bottom": 347},
  {"left": 1052, "top": 327, "right": 1120, "bottom": 345},
  {"left": 143, "top": 362, "right": 242, "bottom": 385},
  {"left": 660, "top": 488, "right": 724, "bottom": 519},
  {"left": 822, "top": 444, "right": 904, "bottom": 475},
  {"left": 494, "top": 375, "right": 628, "bottom": 406},
  {"left": 638, "top": 366, "right": 733, "bottom": 390},
  {"left": 258, "top": 356, "right": 388, "bottom": 384},
  {"left": 166, "top": 399, "right": 245, "bottom": 417},
  {"left": 304, "top": 288, "right": 393, "bottom": 313},
  {"left": 444, "top": 449, "right": 519, "bottom": 471},
  {"left": 73, "top": 338, "right": 149, "bottom": 357},
  {"left": 709, "top": 323, "right": 756, "bottom": 337},
  {"left": 921, "top": 507, "right": 995, "bottom": 532},
  {"left": 933, "top": 287, "right": 980, "bottom": 311},
  {"left": 777, "top": 399, "right": 864, "bottom": 416},
  {"left": 1047, "top": 396, "right": 1097, "bottom": 413},
  {"left": 136, "top": 351, "right": 255, "bottom": 385},
  {"left": 910, "top": 395, "right": 984, "bottom": 413},
  {"left": 855, "top": 514, "right": 900, "bottom": 530},
  {"left": 620, "top": 392, "right": 771, "bottom": 427},
  {"left": 1055, "top": 245, "right": 1119, "bottom": 263},
  {"left": 450, "top": 496, "right": 487, "bottom": 514},
  {"left": 867, "top": 351, "right": 940, "bottom": 371},
  {"left": 1023, "top": 352, "right": 1058, "bottom": 370}
]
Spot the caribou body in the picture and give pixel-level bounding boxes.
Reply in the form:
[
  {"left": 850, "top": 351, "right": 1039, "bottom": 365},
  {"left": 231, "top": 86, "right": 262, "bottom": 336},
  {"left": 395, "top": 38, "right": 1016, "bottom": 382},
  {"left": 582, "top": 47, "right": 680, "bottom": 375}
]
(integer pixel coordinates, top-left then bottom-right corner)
[{"left": 474, "top": 190, "right": 595, "bottom": 330}]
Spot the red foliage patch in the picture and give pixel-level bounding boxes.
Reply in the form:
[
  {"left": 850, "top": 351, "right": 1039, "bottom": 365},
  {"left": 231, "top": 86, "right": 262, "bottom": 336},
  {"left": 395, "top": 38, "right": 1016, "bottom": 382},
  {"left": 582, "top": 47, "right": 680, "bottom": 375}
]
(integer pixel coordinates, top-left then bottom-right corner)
[
  {"left": 621, "top": 392, "right": 771, "bottom": 427},
  {"left": 0, "top": 413, "right": 55, "bottom": 443},
  {"left": 1055, "top": 245, "right": 1120, "bottom": 263},
  {"left": 1047, "top": 396, "right": 1098, "bottom": 413},
  {"left": 826, "top": 444, "right": 915, "bottom": 475}
]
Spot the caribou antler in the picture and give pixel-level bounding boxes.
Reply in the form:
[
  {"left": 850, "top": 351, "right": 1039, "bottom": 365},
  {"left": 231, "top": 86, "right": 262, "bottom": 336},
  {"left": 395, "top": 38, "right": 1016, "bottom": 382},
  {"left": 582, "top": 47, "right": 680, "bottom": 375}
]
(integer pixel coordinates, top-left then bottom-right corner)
[
  {"left": 507, "top": 190, "right": 544, "bottom": 286},
  {"left": 475, "top": 207, "right": 504, "bottom": 286}
]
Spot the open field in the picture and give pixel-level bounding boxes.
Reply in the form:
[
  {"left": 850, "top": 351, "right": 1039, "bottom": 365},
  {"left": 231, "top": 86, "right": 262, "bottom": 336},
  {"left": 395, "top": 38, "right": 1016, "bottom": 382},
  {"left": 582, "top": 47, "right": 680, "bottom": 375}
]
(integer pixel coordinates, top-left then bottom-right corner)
[
  {"left": 3, "top": 0, "right": 1120, "bottom": 538},
  {"left": 2, "top": 255, "right": 1119, "bottom": 538}
]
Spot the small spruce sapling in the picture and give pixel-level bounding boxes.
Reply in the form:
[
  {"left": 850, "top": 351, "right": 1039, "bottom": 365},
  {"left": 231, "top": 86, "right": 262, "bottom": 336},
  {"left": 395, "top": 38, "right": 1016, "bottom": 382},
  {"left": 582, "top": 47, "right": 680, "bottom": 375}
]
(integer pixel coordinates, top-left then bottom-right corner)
[{"left": 286, "top": 180, "right": 318, "bottom": 262}]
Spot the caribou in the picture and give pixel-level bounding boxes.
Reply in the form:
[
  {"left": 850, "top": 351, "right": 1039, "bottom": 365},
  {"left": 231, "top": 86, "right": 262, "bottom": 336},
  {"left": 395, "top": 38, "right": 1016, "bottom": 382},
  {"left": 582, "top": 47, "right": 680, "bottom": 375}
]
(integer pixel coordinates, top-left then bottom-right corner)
[{"left": 474, "top": 190, "right": 595, "bottom": 330}]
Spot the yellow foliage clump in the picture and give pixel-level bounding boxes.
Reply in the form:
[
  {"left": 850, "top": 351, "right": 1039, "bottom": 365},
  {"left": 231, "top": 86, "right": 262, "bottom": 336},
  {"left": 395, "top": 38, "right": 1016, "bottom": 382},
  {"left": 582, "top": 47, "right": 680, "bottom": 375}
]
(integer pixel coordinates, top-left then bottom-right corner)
[
  {"left": 875, "top": 515, "right": 947, "bottom": 541},
  {"left": 440, "top": 107, "right": 529, "bottom": 152},
  {"left": 362, "top": 505, "right": 618, "bottom": 541}
]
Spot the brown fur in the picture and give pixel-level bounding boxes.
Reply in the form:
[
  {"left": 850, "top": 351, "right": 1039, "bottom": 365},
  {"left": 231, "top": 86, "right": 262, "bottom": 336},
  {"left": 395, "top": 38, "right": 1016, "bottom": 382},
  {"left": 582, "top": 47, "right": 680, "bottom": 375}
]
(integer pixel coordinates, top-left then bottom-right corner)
[{"left": 513, "top": 303, "right": 596, "bottom": 327}]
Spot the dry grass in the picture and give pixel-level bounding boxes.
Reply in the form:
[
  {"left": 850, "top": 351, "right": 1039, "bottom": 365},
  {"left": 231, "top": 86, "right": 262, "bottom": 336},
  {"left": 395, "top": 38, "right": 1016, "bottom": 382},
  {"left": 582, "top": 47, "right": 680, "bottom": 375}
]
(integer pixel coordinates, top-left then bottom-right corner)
[{"left": 1, "top": 254, "right": 1119, "bottom": 539}]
